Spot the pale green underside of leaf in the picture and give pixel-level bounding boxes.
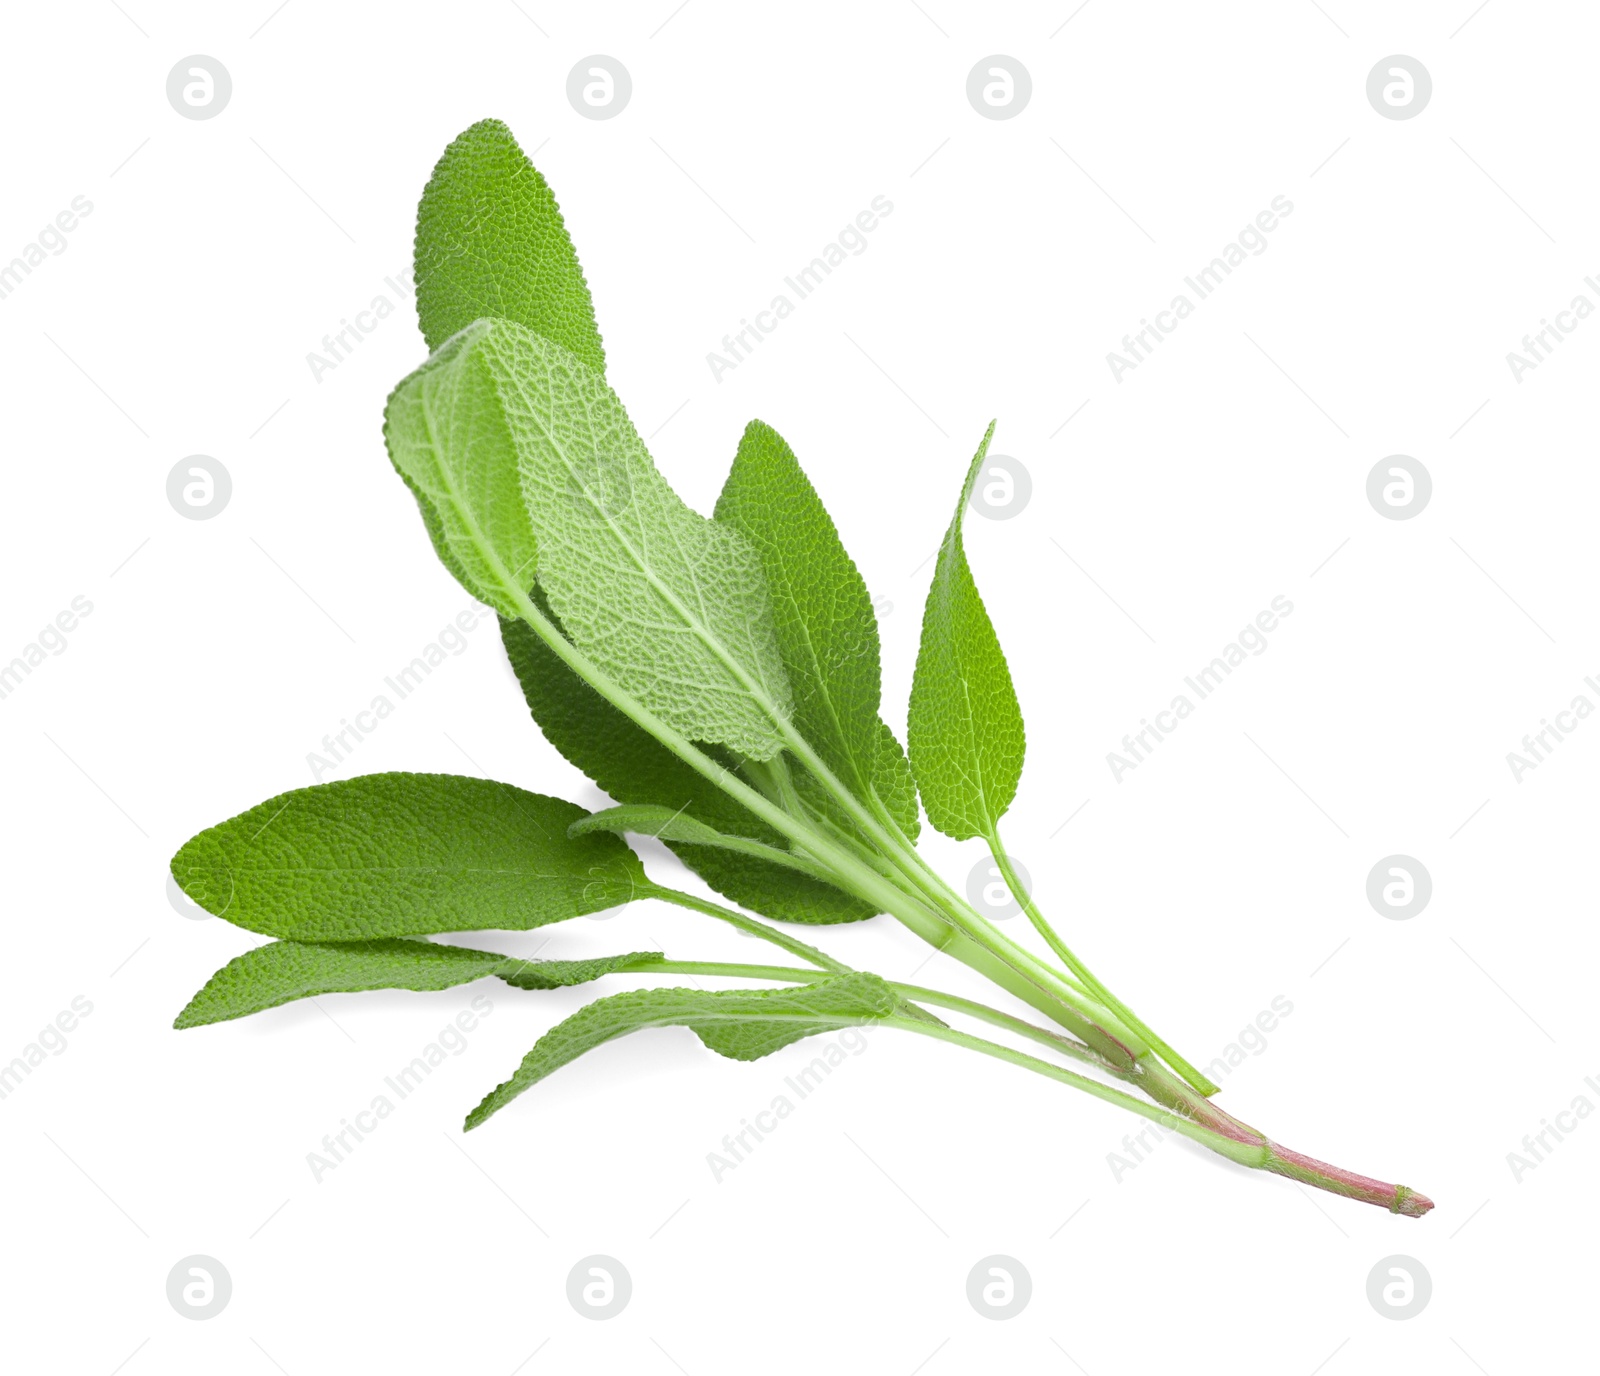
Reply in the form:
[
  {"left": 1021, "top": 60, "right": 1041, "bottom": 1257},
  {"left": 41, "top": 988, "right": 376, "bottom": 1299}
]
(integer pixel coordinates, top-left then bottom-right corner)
[
  {"left": 385, "top": 319, "right": 794, "bottom": 761},
  {"left": 174, "top": 939, "right": 660, "bottom": 1028},
  {"left": 384, "top": 327, "right": 542, "bottom": 619},
  {"left": 906, "top": 423, "right": 1027, "bottom": 840},
  {"left": 466, "top": 974, "right": 896, "bottom": 1129},
  {"left": 713, "top": 420, "right": 919, "bottom": 839},
  {"left": 169, "top": 773, "right": 644, "bottom": 942},
  {"left": 500, "top": 613, "right": 879, "bottom": 925},
  {"left": 414, "top": 118, "right": 606, "bottom": 370}
]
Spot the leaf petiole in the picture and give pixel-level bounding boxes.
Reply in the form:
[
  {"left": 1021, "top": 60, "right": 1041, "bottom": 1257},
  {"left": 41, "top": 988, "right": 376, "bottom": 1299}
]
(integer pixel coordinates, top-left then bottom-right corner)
[
  {"left": 881, "top": 1015, "right": 1261, "bottom": 1165},
  {"left": 643, "top": 883, "right": 848, "bottom": 973},
  {"left": 984, "top": 832, "right": 1220, "bottom": 1096}
]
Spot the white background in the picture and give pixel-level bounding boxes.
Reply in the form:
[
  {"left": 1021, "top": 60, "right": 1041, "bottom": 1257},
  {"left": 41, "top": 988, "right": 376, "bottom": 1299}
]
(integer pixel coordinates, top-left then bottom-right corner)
[{"left": 2, "top": 2, "right": 1595, "bottom": 1371}]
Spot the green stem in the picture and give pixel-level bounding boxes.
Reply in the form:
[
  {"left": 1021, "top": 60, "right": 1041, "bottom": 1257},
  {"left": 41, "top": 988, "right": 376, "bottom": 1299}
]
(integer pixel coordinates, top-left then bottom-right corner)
[
  {"left": 797, "top": 766, "right": 1109, "bottom": 1022},
  {"left": 882, "top": 1016, "right": 1433, "bottom": 1215},
  {"left": 651, "top": 877, "right": 1134, "bottom": 1063},
  {"left": 890, "top": 983, "right": 1105, "bottom": 1069},
  {"left": 789, "top": 733, "right": 1101, "bottom": 996},
  {"left": 643, "top": 884, "right": 942, "bottom": 1026},
  {"left": 782, "top": 777, "right": 1131, "bottom": 1051},
  {"left": 644, "top": 883, "right": 848, "bottom": 973},
  {"left": 733, "top": 696, "right": 1125, "bottom": 1043},
  {"left": 499, "top": 587, "right": 1139, "bottom": 1069},
  {"left": 891, "top": 837, "right": 1099, "bottom": 1003},
  {"left": 423, "top": 411, "right": 1147, "bottom": 1076},
  {"left": 985, "top": 830, "right": 1219, "bottom": 1097},
  {"left": 633, "top": 821, "right": 841, "bottom": 886},
  {"left": 533, "top": 952, "right": 1433, "bottom": 1217},
  {"left": 621, "top": 958, "right": 827, "bottom": 982},
  {"left": 881, "top": 1016, "right": 1263, "bottom": 1166}
]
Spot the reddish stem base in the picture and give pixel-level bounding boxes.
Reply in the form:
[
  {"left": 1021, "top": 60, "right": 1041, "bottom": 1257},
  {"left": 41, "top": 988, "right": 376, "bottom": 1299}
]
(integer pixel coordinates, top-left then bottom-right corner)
[{"left": 1140, "top": 1063, "right": 1433, "bottom": 1217}]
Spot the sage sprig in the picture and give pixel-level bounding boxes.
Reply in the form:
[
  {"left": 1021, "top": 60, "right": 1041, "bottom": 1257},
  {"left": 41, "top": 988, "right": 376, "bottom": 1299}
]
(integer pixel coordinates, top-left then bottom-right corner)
[{"left": 171, "top": 119, "right": 1433, "bottom": 1218}]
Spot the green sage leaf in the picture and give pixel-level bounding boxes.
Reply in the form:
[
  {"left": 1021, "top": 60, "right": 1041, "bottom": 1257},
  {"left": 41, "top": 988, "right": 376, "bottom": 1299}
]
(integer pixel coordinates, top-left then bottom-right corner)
[
  {"left": 386, "top": 319, "right": 794, "bottom": 760},
  {"left": 714, "top": 419, "right": 919, "bottom": 838},
  {"left": 174, "top": 939, "right": 660, "bottom": 1028},
  {"left": 906, "top": 423, "right": 1027, "bottom": 840},
  {"left": 497, "top": 951, "right": 661, "bottom": 991},
  {"left": 466, "top": 973, "right": 896, "bottom": 1128},
  {"left": 169, "top": 773, "right": 645, "bottom": 942},
  {"left": 415, "top": 118, "right": 606, "bottom": 368}
]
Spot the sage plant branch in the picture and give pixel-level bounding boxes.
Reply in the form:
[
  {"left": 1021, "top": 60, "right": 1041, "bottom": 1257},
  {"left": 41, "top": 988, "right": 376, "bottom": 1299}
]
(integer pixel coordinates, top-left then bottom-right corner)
[{"left": 169, "top": 118, "right": 1433, "bottom": 1219}]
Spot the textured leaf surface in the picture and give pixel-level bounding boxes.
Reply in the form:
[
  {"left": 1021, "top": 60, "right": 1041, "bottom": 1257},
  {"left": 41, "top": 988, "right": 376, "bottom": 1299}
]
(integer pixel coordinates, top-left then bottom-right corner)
[
  {"left": 502, "top": 613, "right": 877, "bottom": 924},
  {"left": 495, "top": 322, "right": 793, "bottom": 758},
  {"left": 466, "top": 974, "right": 895, "bottom": 1128},
  {"left": 906, "top": 424, "right": 1027, "bottom": 840},
  {"left": 170, "top": 773, "right": 645, "bottom": 941},
  {"left": 714, "top": 420, "right": 918, "bottom": 837},
  {"left": 174, "top": 939, "right": 659, "bottom": 1027},
  {"left": 497, "top": 951, "right": 661, "bottom": 991},
  {"left": 679, "top": 848, "right": 875, "bottom": 926},
  {"left": 870, "top": 721, "right": 921, "bottom": 839},
  {"left": 414, "top": 118, "right": 606, "bottom": 368},
  {"left": 389, "top": 319, "right": 794, "bottom": 759}
]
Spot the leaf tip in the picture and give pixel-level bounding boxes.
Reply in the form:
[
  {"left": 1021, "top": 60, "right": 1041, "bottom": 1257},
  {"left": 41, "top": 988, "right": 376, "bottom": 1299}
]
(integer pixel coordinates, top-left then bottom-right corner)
[
  {"left": 462, "top": 1097, "right": 495, "bottom": 1132},
  {"left": 957, "top": 420, "right": 999, "bottom": 513},
  {"left": 737, "top": 416, "right": 784, "bottom": 451},
  {"left": 172, "top": 995, "right": 209, "bottom": 1031}
]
